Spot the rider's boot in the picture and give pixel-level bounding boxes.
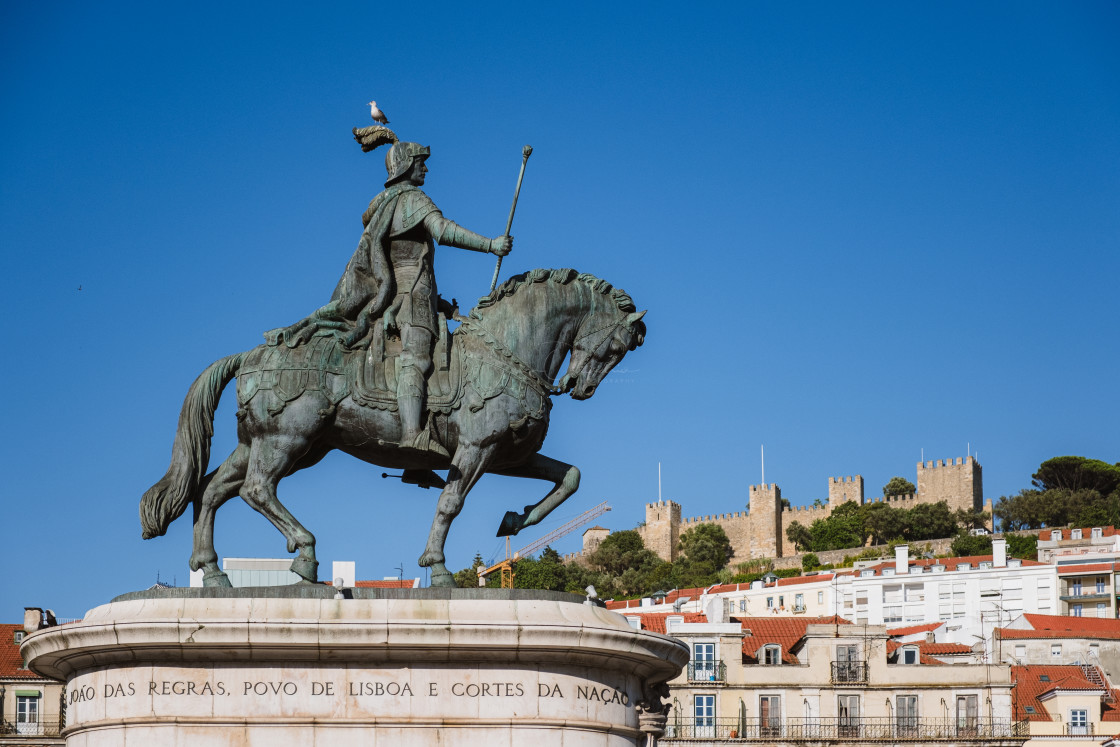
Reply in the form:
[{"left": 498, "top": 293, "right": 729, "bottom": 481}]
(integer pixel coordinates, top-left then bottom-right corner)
[{"left": 397, "top": 364, "right": 450, "bottom": 459}]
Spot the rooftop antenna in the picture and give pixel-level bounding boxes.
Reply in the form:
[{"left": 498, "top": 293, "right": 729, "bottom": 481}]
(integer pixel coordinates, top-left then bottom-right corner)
[{"left": 395, "top": 563, "right": 404, "bottom": 582}]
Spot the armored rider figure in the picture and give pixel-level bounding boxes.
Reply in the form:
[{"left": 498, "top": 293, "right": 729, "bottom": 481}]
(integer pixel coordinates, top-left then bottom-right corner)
[{"left": 284, "top": 138, "right": 512, "bottom": 460}]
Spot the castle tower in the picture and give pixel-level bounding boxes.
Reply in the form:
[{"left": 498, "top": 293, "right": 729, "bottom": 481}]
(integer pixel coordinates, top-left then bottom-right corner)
[
  {"left": 639, "top": 500, "right": 681, "bottom": 562},
  {"left": 828, "top": 475, "right": 864, "bottom": 507},
  {"left": 747, "top": 484, "right": 783, "bottom": 559},
  {"left": 581, "top": 526, "right": 609, "bottom": 556},
  {"left": 916, "top": 456, "right": 983, "bottom": 513}
]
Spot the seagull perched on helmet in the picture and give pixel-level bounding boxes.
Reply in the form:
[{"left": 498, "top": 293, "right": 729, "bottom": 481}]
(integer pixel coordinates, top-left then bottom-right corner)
[{"left": 368, "top": 100, "right": 389, "bottom": 124}]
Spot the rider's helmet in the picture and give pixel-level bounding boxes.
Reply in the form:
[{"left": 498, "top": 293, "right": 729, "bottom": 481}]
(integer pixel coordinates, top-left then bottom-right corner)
[{"left": 385, "top": 141, "right": 431, "bottom": 186}]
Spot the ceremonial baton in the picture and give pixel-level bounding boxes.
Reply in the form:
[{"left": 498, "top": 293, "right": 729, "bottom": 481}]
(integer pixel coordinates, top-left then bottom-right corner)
[{"left": 489, "top": 145, "right": 532, "bottom": 293}]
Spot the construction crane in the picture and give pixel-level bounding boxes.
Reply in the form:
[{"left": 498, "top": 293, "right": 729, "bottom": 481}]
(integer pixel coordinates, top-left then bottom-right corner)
[{"left": 478, "top": 501, "right": 610, "bottom": 589}]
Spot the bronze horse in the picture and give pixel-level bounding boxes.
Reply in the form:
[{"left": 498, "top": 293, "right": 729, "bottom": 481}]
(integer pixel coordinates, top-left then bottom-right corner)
[{"left": 140, "top": 269, "right": 646, "bottom": 587}]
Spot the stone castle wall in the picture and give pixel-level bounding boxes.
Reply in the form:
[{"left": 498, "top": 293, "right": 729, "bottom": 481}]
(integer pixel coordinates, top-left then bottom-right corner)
[{"left": 566, "top": 456, "right": 986, "bottom": 566}]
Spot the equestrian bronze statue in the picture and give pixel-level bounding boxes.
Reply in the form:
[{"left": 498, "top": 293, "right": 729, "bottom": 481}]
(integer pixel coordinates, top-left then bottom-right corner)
[{"left": 140, "top": 124, "right": 646, "bottom": 588}]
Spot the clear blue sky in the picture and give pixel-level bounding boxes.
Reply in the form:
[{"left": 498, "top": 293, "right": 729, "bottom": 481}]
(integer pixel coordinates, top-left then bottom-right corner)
[{"left": 2, "top": 1, "right": 1117, "bottom": 617}]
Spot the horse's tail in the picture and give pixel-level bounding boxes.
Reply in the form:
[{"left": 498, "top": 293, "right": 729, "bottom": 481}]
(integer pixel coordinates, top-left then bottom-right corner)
[{"left": 140, "top": 352, "right": 246, "bottom": 539}]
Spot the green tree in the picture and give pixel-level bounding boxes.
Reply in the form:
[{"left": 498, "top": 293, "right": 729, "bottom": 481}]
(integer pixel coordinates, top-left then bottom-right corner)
[
  {"left": 863, "top": 502, "right": 906, "bottom": 545},
  {"left": 586, "top": 530, "right": 665, "bottom": 597},
  {"left": 676, "top": 524, "right": 734, "bottom": 588},
  {"left": 906, "top": 502, "right": 958, "bottom": 541},
  {"left": 454, "top": 553, "right": 494, "bottom": 588},
  {"left": 954, "top": 507, "right": 990, "bottom": 532},
  {"left": 1033, "top": 457, "right": 1120, "bottom": 495},
  {"left": 802, "top": 553, "right": 821, "bottom": 572},
  {"left": 514, "top": 547, "right": 570, "bottom": 591},
  {"left": 786, "top": 521, "right": 813, "bottom": 552},
  {"left": 950, "top": 531, "right": 992, "bottom": 556},
  {"left": 1006, "top": 533, "right": 1039, "bottom": 561},
  {"left": 808, "top": 501, "right": 866, "bottom": 551},
  {"left": 882, "top": 476, "right": 916, "bottom": 497}
]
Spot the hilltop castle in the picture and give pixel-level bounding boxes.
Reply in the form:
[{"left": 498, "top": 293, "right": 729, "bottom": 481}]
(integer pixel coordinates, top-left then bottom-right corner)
[{"left": 575, "top": 456, "right": 990, "bottom": 566}]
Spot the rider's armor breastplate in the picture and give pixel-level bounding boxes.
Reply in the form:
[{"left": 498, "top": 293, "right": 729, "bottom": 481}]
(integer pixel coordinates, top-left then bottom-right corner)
[{"left": 389, "top": 232, "right": 437, "bottom": 334}]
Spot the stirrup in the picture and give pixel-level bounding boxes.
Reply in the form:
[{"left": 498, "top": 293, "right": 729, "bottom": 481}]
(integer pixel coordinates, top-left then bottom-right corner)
[
  {"left": 402, "top": 469, "right": 447, "bottom": 490},
  {"left": 399, "top": 432, "right": 450, "bottom": 459}
]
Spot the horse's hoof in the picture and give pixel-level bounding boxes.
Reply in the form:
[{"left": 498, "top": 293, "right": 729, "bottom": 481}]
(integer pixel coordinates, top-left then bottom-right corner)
[
  {"left": 430, "top": 568, "right": 456, "bottom": 588},
  {"left": 290, "top": 557, "right": 319, "bottom": 583},
  {"left": 203, "top": 570, "right": 232, "bottom": 588},
  {"left": 496, "top": 510, "right": 522, "bottom": 537}
]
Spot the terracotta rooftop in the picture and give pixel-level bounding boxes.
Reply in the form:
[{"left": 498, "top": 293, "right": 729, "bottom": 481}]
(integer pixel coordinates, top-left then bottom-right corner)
[
  {"left": 862, "top": 554, "right": 1044, "bottom": 576},
  {"left": 887, "top": 622, "right": 943, "bottom": 637},
  {"left": 1041, "top": 527, "right": 1116, "bottom": 541},
  {"left": 885, "top": 639, "right": 946, "bottom": 665},
  {"left": 353, "top": 578, "right": 420, "bottom": 589},
  {"left": 735, "top": 615, "right": 850, "bottom": 665},
  {"left": 1056, "top": 562, "right": 1115, "bottom": 575},
  {"left": 1011, "top": 665, "right": 1120, "bottom": 721},
  {"left": 0, "top": 624, "right": 37, "bottom": 679},
  {"left": 629, "top": 612, "right": 707, "bottom": 634},
  {"left": 776, "top": 574, "right": 834, "bottom": 586}
]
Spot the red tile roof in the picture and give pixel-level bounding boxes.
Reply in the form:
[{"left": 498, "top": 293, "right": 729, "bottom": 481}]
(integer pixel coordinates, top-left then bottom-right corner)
[
  {"left": 1041, "top": 527, "right": 1116, "bottom": 541},
  {"left": 863, "top": 555, "right": 1044, "bottom": 575},
  {"left": 629, "top": 612, "right": 707, "bottom": 634},
  {"left": 0, "top": 624, "right": 36, "bottom": 679},
  {"left": 996, "top": 613, "right": 1120, "bottom": 641},
  {"left": 353, "top": 578, "right": 420, "bottom": 588},
  {"left": 1056, "top": 563, "right": 1115, "bottom": 575},
  {"left": 885, "top": 639, "right": 946, "bottom": 665},
  {"left": 777, "top": 574, "right": 834, "bottom": 586},
  {"left": 736, "top": 615, "right": 849, "bottom": 665},
  {"left": 1011, "top": 665, "right": 1117, "bottom": 721},
  {"left": 887, "top": 622, "right": 943, "bottom": 637},
  {"left": 920, "top": 642, "right": 973, "bottom": 655}
]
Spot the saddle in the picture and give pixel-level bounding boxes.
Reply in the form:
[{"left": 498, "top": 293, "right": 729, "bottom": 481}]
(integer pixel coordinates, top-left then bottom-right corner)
[{"left": 240, "top": 314, "right": 462, "bottom": 417}]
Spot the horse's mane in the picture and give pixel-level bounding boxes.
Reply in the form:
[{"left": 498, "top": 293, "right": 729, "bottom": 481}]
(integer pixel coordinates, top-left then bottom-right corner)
[{"left": 472, "top": 267, "right": 640, "bottom": 316}]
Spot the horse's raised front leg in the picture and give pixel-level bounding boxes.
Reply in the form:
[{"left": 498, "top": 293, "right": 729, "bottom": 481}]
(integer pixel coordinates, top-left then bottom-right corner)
[
  {"left": 493, "top": 453, "right": 580, "bottom": 537},
  {"left": 190, "top": 444, "right": 250, "bottom": 587},
  {"left": 419, "top": 443, "right": 496, "bottom": 587},
  {"left": 240, "top": 433, "right": 320, "bottom": 583}
]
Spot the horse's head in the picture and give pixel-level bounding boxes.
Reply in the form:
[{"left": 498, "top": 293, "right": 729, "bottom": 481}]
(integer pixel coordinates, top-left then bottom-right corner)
[{"left": 558, "top": 309, "right": 646, "bottom": 400}]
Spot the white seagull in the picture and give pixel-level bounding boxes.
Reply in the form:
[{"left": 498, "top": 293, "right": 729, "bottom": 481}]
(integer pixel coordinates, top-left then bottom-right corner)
[{"left": 368, "top": 100, "right": 389, "bottom": 124}]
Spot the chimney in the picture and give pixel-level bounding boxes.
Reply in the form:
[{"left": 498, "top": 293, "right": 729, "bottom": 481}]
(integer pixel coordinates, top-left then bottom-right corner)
[
  {"left": 895, "top": 544, "right": 909, "bottom": 575},
  {"left": 705, "top": 595, "right": 727, "bottom": 624},
  {"left": 332, "top": 560, "right": 356, "bottom": 588},
  {"left": 993, "top": 538, "right": 1007, "bottom": 568},
  {"left": 23, "top": 607, "right": 43, "bottom": 633}
]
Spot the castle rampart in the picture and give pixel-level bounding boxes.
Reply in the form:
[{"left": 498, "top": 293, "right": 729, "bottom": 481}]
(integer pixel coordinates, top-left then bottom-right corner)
[{"left": 612, "top": 456, "right": 987, "bottom": 565}]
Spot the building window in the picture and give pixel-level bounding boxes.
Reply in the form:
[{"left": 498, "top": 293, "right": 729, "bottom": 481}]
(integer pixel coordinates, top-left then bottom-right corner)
[
  {"left": 1052, "top": 644, "right": 1063, "bottom": 658},
  {"left": 957, "top": 695, "right": 978, "bottom": 735},
  {"left": 763, "top": 645, "right": 782, "bottom": 665},
  {"left": 16, "top": 695, "right": 40, "bottom": 736},
  {"left": 901, "top": 645, "right": 918, "bottom": 665},
  {"left": 1072, "top": 579, "right": 1083, "bottom": 596},
  {"left": 778, "top": 596, "right": 785, "bottom": 609},
  {"left": 838, "top": 695, "right": 860, "bottom": 737},
  {"left": 13, "top": 630, "right": 25, "bottom": 644},
  {"left": 1072, "top": 529, "right": 1082, "bottom": 540},
  {"left": 1098, "top": 603, "right": 1109, "bottom": 615},
  {"left": 759, "top": 695, "right": 781, "bottom": 737},
  {"left": 818, "top": 591, "right": 824, "bottom": 604},
  {"left": 693, "top": 642, "right": 715, "bottom": 679},
  {"left": 896, "top": 695, "right": 918, "bottom": 734},
  {"left": 1015, "top": 645, "right": 1026, "bottom": 658},
  {"left": 739, "top": 599, "right": 747, "bottom": 613},
  {"left": 1073, "top": 604, "right": 1083, "bottom": 617},
  {"left": 1092, "top": 528, "right": 1103, "bottom": 539},
  {"left": 694, "top": 695, "right": 715, "bottom": 738},
  {"left": 794, "top": 593, "right": 804, "bottom": 611},
  {"left": 1070, "top": 708, "right": 1088, "bottom": 735},
  {"left": 767, "top": 597, "right": 774, "bottom": 608},
  {"left": 1097, "top": 577, "right": 1108, "bottom": 594}
]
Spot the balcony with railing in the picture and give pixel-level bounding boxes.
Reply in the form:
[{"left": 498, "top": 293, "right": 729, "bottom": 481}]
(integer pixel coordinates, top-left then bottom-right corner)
[
  {"left": 0, "top": 712, "right": 65, "bottom": 738},
  {"left": 663, "top": 717, "right": 1029, "bottom": 743},
  {"left": 686, "top": 660, "right": 727, "bottom": 682},
  {"left": 831, "top": 660, "right": 869, "bottom": 684}
]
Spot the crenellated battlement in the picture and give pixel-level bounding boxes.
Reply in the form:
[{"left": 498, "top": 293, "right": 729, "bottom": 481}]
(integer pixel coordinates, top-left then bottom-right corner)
[{"left": 620, "top": 455, "right": 981, "bottom": 565}]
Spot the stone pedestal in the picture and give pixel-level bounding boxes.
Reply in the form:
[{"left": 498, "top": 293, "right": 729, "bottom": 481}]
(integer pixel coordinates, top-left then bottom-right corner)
[{"left": 22, "top": 587, "right": 687, "bottom": 746}]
